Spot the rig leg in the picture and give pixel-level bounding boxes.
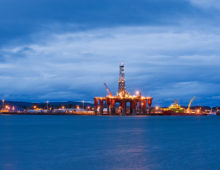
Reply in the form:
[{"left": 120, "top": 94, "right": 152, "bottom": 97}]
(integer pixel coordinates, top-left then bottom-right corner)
[
  {"left": 130, "top": 101, "right": 133, "bottom": 115},
  {"left": 148, "top": 98, "right": 152, "bottom": 114},
  {"left": 121, "top": 101, "right": 126, "bottom": 116},
  {"left": 143, "top": 100, "right": 147, "bottom": 115},
  {"left": 139, "top": 100, "right": 142, "bottom": 114},
  {"left": 132, "top": 101, "right": 137, "bottom": 115},
  {"left": 99, "top": 100, "right": 104, "bottom": 115},
  {"left": 107, "top": 105, "right": 110, "bottom": 115}
]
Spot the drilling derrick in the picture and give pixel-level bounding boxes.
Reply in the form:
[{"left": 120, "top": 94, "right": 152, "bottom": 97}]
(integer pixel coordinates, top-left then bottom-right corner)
[{"left": 118, "top": 63, "right": 126, "bottom": 96}]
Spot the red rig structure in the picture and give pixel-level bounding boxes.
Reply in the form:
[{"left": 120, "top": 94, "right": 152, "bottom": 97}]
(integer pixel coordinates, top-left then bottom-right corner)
[{"left": 94, "top": 63, "right": 153, "bottom": 115}]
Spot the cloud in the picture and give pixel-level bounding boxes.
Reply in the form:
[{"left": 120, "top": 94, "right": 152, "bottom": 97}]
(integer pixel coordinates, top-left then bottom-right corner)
[
  {"left": 1, "top": 25, "right": 220, "bottom": 105},
  {"left": 188, "top": 0, "right": 220, "bottom": 9}
]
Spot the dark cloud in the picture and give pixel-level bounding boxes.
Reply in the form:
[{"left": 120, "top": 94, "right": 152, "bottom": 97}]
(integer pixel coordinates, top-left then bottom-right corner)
[{"left": 0, "top": 0, "right": 218, "bottom": 44}]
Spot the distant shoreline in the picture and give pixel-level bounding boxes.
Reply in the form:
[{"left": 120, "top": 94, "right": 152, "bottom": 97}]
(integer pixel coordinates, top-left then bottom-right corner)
[{"left": 0, "top": 112, "right": 212, "bottom": 116}]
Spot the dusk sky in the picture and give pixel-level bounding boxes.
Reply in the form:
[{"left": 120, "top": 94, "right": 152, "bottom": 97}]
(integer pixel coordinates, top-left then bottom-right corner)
[{"left": 0, "top": 0, "right": 220, "bottom": 106}]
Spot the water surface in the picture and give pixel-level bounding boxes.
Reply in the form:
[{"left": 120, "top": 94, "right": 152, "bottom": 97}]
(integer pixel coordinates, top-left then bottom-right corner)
[{"left": 0, "top": 115, "right": 220, "bottom": 170}]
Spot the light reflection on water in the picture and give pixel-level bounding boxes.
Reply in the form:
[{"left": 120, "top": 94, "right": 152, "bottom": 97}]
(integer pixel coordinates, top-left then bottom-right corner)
[{"left": 0, "top": 115, "right": 220, "bottom": 170}]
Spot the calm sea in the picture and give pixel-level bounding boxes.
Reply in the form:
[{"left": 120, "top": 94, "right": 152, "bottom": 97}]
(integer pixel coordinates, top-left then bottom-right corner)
[{"left": 0, "top": 115, "right": 220, "bottom": 170}]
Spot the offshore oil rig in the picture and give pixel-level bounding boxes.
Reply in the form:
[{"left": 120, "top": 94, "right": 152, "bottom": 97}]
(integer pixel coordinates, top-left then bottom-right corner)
[{"left": 94, "top": 63, "right": 153, "bottom": 115}]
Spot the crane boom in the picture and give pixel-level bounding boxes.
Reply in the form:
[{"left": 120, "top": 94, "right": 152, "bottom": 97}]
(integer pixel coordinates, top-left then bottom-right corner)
[
  {"left": 187, "top": 96, "right": 196, "bottom": 113},
  {"left": 104, "top": 83, "right": 112, "bottom": 96}
]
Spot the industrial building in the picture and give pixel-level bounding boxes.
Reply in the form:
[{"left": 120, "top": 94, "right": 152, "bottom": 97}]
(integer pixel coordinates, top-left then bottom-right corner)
[{"left": 94, "top": 63, "right": 153, "bottom": 115}]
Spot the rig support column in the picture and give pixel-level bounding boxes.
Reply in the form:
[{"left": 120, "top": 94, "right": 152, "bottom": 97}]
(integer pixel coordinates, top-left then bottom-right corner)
[
  {"left": 143, "top": 100, "right": 147, "bottom": 114},
  {"left": 121, "top": 101, "right": 126, "bottom": 116},
  {"left": 100, "top": 100, "right": 104, "bottom": 115},
  {"left": 106, "top": 98, "right": 110, "bottom": 115},
  {"left": 130, "top": 101, "right": 133, "bottom": 115},
  {"left": 148, "top": 98, "right": 152, "bottom": 114},
  {"left": 111, "top": 99, "right": 116, "bottom": 115},
  {"left": 139, "top": 100, "right": 142, "bottom": 114},
  {"left": 132, "top": 101, "right": 137, "bottom": 115}
]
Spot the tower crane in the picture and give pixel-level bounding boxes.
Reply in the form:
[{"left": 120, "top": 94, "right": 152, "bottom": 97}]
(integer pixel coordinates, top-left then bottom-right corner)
[{"left": 104, "top": 83, "right": 112, "bottom": 96}]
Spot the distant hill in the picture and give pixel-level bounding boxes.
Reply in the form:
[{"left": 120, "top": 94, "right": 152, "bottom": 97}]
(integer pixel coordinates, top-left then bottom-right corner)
[{"left": 0, "top": 100, "right": 93, "bottom": 110}]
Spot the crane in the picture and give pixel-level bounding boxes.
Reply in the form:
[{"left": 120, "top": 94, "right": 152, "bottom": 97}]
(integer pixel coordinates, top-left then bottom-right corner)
[
  {"left": 186, "top": 96, "right": 196, "bottom": 113},
  {"left": 104, "top": 83, "right": 112, "bottom": 96}
]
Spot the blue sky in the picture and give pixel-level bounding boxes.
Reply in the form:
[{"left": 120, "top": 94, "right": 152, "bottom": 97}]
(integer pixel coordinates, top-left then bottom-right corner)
[{"left": 0, "top": 0, "right": 220, "bottom": 106}]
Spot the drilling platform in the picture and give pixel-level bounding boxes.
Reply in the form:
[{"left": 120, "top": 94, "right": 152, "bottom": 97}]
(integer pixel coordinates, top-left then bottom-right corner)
[{"left": 94, "top": 63, "right": 153, "bottom": 115}]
